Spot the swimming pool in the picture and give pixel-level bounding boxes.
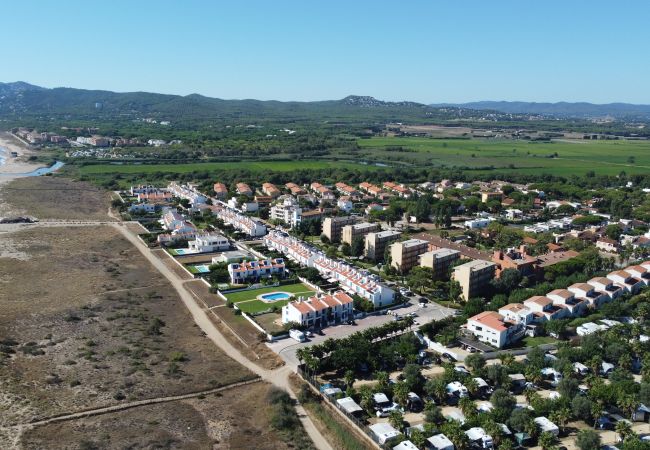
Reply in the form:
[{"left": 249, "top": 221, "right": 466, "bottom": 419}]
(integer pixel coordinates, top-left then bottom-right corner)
[
  {"left": 259, "top": 292, "right": 292, "bottom": 302},
  {"left": 174, "top": 248, "right": 197, "bottom": 256},
  {"left": 193, "top": 264, "right": 211, "bottom": 273}
]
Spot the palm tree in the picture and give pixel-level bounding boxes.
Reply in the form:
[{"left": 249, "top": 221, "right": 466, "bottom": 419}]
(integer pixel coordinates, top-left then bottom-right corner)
[
  {"left": 538, "top": 431, "right": 558, "bottom": 450},
  {"left": 459, "top": 396, "right": 476, "bottom": 418},
  {"left": 344, "top": 369, "right": 355, "bottom": 389},
  {"left": 465, "top": 377, "right": 480, "bottom": 398},
  {"left": 442, "top": 421, "right": 469, "bottom": 450},
  {"left": 499, "top": 352, "right": 515, "bottom": 367},
  {"left": 393, "top": 381, "right": 410, "bottom": 409},
  {"left": 359, "top": 385, "right": 374, "bottom": 414},
  {"left": 591, "top": 402, "right": 604, "bottom": 428},
  {"left": 425, "top": 377, "right": 448, "bottom": 405},
  {"left": 410, "top": 429, "right": 426, "bottom": 449},
  {"left": 375, "top": 371, "right": 390, "bottom": 392},
  {"left": 618, "top": 395, "right": 639, "bottom": 421},
  {"left": 388, "top": 409, "right": 404, "bottom": 432},
  {"left": 482, "top": 419, "right": 504, "bottom": 447},
  {"left": 549, "top": 407, "right": 571, "bottom": 436},
  {"left": 615, "top": 420, "right": 634, "bottom": 443},
  {"left": 589, "top": 355, "right": 602, "bottom": 377}
]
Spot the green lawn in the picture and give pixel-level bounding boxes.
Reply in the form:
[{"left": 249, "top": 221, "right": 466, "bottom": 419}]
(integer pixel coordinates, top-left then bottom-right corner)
[
  {"left": 357, "top": 136, "right": 650, "bottom": 175},
  {"left": 76, "top": 160, "right": 379, "bottom": 175},
  {"left": 224, "top": 283, "right": 314, "bottom": 304},
  {"left": 519, "top": 335, "right": 558, "bottom": 347}
]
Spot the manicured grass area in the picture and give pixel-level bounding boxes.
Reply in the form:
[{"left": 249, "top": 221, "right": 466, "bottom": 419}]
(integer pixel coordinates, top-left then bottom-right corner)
[
  {"left": 223, "top": 282, "right": 316, "bottom": 303},
  {"left": 224, "top": 282, "right": 316, "bottom": 314},
  {"left": 357, "top": 136, "right": 650, "bottom": 175},
  {"left": 76, "top": 160, "right": 379, "bottom": 175},
  {"left": 519, "top": 335, "right": 558, "bottom": 347}
]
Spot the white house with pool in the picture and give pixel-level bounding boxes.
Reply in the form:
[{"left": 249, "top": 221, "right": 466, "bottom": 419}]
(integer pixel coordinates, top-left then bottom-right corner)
[
  {"left": 227, "top": 258, "right": 286, "bottom": 284},
  {"left": 282, "top": 291, "right": 354, "bottom": 328}
]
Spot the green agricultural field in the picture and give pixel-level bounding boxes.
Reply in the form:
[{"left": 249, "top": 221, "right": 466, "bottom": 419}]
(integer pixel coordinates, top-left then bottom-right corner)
[
  {"left": 357, "top": 136, "right": 650, "bottom": 175},
  {"left": 76, "top": 160, "right": 379, "bottom": 175},
  {"left": 223, "top": 282, "right": 316, "bottom": 314}
]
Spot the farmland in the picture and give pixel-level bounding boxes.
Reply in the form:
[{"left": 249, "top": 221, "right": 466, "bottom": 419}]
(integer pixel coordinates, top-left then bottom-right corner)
[
  {"left": 75, "top": 159, "right": 381, "bottom": 175},
  {"left": 356, "top": 136, "right": 650, "bottom": 175}
]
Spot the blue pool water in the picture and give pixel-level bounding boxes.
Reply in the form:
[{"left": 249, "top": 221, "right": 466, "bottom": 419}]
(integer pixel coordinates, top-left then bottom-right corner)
[
  {"left": 260, "top": 292, "right": 291, "bottom": 302},
  {"left": 174, "top": 248, "right": 197, "bottom": 256},
  {"left": 194, "top": 264, "right": 211, "bottom": 273}
]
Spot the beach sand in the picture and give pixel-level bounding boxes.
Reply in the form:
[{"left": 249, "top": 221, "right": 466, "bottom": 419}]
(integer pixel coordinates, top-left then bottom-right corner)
[{"left": 0, "top": 132, "right": 51, "bottom": 183}]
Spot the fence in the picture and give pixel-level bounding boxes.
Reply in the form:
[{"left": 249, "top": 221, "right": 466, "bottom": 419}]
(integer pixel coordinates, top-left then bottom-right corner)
[{"left": 297, "top": 367, "right": 387, "bottom": 449}]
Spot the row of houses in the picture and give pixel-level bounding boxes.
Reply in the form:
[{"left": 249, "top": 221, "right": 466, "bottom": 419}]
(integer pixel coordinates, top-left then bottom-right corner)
[
  {"left": 263, "top": 231, "right": 395, "bottom": 307},
  {"left": 227, "top": 258, "right": 285, "bottom": 284},
  {"left": 168, "top": 182, "right": 207, "bottom": 206},
  {"left": 467, "top": 261, "right": 650, "bottom": 348},
  {"left": 213, "top": 205, "right": 267, "bottom": 237},
  {"left": 282, "top": 291, "right": 354, "bottom": 327}
]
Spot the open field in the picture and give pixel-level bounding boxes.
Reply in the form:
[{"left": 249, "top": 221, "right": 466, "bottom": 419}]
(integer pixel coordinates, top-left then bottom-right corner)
[
  {"left": 20, "top": 381, "right": 299, "bottom": 450},
  {"left": 75, "top": 159, "right": 381, "bottom": 175},
  {"left": 357, "top": 136, "right": 650, "bottom": 175},
  {"left": 0, "top": 176, "right": 115, "bottom": 220},
  {"left": 224, "top": 282, "right": 316, "bottom": 314},
  {"left": 0, "top": 226, "right": 255, "bottom": 441}
]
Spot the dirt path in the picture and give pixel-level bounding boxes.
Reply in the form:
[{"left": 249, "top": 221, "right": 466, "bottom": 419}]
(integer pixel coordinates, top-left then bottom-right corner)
[{"left": 111, "top": 223, "right": 334, "bottom": 450}]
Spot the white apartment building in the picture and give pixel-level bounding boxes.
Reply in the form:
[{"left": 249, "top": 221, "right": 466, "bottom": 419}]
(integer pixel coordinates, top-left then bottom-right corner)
[
  {"left": 270, "top": 197, "right": 302, "bottom": 227},
  {"left": 466, "top": 310, "right": 526, "bottom": 348}
]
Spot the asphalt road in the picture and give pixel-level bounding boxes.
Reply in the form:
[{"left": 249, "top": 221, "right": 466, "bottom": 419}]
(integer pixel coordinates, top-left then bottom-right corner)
[{"left": 267, "top": 299, "right": 456, "bottom": 367}]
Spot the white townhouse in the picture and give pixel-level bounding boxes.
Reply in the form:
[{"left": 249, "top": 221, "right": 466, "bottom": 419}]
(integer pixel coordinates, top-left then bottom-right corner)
[
  {"left": 313, "top": 256, "right": 395, "bottom": 307},
  {"left": 523, "top": 296, "right": 570, "bottom": 321},
  {"left": 216, "top": 206, "right": 267, "bottom": 237},
  {"left": 607, "top": 270, "right": 644, "bottom": 294},
  {"left": 282, "top": 291, "right": 354, "bottom": 327},
  {"left": 498, "top": 303, "right": 534, "bottom": 325},
  {"left": 624, "top": 265, "right": 650, "bottom": 286},
  {"left": 188, "top": 233, "right": 229, "bottom": 253},
  {"left": 162, "top": 209, "right": 185, "bottom": 230},
  {"left": 227, "top": 258, "right": 285, "bottom": 284},
  {"left": 587, "top": 277, "right": 623, "bottom": 301},
  {"left": 550, "top": 287, "right": 590, "bottom": 315},
  {"left": 565, "top": 283, "right": 605, "bottom": 310}
]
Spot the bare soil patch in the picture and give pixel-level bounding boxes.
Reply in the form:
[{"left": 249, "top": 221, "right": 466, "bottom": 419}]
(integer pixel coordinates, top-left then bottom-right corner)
[
  {"left": 152, "top": 248, "right": 193, "bottom": 280},
  {"left": 0, "top": 176, "right": 114, "bottom": 221},
  {"left": 20, "top": 382, "right": 296, "bottom": 450},
  {"left": 0, "top": 226, "right": 254, "bottom": 431}
]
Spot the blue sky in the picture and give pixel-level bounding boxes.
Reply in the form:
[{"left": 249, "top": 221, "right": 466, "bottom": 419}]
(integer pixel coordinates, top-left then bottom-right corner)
[{"left": 2, "top": 1, "right": 649, "bottom": 103}]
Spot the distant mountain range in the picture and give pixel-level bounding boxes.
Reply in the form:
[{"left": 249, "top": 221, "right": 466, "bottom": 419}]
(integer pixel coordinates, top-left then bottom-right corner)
[
  {"left": 430, "top": 101, "right": 650, "bottom": 119},
  {"left": 0, "top": 81, "right": 466, "bottom": 123}
]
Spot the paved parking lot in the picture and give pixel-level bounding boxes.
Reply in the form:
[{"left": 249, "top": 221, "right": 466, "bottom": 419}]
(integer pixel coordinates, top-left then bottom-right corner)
[{"left": 266, "top": 300, "right": 456, "bottom": 367}]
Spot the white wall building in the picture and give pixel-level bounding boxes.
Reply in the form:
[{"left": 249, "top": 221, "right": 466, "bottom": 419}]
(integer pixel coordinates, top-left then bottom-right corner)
[{"left": 282, "top": 291, "right": 354, "bottom": 328}]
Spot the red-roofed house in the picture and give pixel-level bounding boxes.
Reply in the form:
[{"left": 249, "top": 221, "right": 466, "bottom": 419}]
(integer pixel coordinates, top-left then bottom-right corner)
[{"left": 282, "top": 291, "right": 354, "bottom": 328}]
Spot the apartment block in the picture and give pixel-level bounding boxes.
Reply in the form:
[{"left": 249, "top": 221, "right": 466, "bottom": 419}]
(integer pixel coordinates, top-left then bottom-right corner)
[
  {"left": 419, "top": 248, "right": 460, "bottom": 279},
  {"left": 341, "top": 222, "right": 379, "bottom": 246},
  {"left": 322, "top": 216, "right": 357, "bottom": 243},
  {"left": 453, "top": 260, "right": 496, "bottom": 300},
  {"left": 364, "top": 230, "right": 401, "bottom": 262},
  {"left": 390, "top": 239, "right": 429, "bottom": 273}
]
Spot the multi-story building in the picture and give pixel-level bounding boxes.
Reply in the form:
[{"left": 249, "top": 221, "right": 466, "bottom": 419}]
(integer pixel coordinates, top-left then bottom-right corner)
[
  {"left": 322, "top": 216, "right": 357, "bottom": 243},
  {"left": 282, "top": 291, "right": 354, "bottom": 328},
  {"left": 390, "top": 239, "right": 429, "bottom": 273},
  {"left": 466, "top": 310, "right": 526, "bottom": 348},
  {"left": 188, "top": 233, "right": 230, "bottom": 253},
  {"left": 213, "top": 182, "right": 228, "bottom": 199},
  {"left": 364, "top": 230, "right": 401, "bottom": 262},
  {"left": 481, "top": 191, "right": 502, "bottom": 203},
  {"left": 452, "top": 260, "right": 496, "bottom": 300},
  {"left": 419, "top": 248, "right": 460, "bottom": 279},
  {"left": 310, "top": 182, "right": 336, "bottom": 200},
  {"left": 341, "top": 222, "right": 379, "bottom": 246},
  {"left": 236, "top": 182, "right": 253, "bottom": 197},
  {"left": 270, "top": 197, "right": 302, "bottom": 228},
  {"left": 549, "top": 287, "right": 590, "bottom": 315},
  {"left": 262, "top": 182, "right": 281, "bottom": 198},
  {"left": 228, "top": 258, "right": 285, "bottom": 284}
]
